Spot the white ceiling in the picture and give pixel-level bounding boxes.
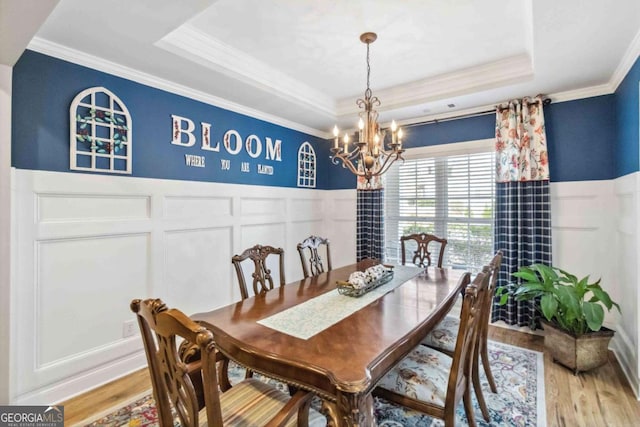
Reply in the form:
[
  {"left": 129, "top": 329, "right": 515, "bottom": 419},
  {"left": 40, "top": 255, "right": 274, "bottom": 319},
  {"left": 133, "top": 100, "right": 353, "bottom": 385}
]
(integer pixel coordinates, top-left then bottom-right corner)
[{"left": 3, "top": 0, "right": 640, "bottom": 136}]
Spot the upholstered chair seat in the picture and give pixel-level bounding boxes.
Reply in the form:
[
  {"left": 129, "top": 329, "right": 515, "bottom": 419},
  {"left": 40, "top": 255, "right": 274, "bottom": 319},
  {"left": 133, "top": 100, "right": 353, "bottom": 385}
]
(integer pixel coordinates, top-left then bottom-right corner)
[
  {"left": 211, "top": 378, "right": 305, "bottom": 427},
  {"left": 376, "top": 344, "right": 454, "bottom": 407},
  {"left": 420, "top": 315, "right": 459, "bottom": 353}
]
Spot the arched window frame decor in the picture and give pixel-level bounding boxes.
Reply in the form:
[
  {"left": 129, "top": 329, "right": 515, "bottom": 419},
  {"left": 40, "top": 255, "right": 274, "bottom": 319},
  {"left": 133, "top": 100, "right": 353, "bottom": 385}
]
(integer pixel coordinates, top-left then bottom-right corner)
[
  {"left": 297, "top": 141, "right": 316, "bottom": 188},
  {"left": 69, "top": 86, "right": 132, "bottom": 174}
]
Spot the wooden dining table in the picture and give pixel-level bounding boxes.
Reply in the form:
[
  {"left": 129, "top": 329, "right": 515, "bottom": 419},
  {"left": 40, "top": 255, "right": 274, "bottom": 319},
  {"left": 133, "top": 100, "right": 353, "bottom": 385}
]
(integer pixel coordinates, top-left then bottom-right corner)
[{"left": 191, "top": 259, "right": 466, "bottom": 427}]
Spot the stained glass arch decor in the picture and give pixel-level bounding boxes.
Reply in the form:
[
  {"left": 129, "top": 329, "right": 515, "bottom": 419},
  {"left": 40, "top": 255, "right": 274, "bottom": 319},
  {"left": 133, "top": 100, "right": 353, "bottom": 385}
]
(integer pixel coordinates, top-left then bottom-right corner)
[
  {"left": 297, "top": 141, "right": 316, "bottom": 188},
  {"left": 70, "top": 86, "right": 132, "bottom": 174}
]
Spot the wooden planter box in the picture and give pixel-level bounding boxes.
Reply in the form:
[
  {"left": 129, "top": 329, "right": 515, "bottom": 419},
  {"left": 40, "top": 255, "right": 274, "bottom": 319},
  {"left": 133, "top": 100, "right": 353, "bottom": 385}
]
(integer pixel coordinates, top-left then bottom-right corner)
[{"left": 542, "top": 321, "right": 614, "bottom": 374}]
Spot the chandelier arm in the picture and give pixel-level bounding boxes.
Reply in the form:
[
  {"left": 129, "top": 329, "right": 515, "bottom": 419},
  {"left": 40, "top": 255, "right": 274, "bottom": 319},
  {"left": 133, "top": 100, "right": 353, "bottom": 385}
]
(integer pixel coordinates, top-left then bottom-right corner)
[
  {"left": 339, "top": 157, "right": 366, "bottom": 177},
  {"left": 374, "top": 152, "right": 405, "bottom": 177}
]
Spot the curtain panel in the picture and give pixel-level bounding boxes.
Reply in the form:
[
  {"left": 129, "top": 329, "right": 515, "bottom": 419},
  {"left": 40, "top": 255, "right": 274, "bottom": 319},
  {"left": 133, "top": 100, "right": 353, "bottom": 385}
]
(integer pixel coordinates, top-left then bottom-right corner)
[
  {"left": 492, "top": 180, "right": 552, "bottom": 328},
  {"left": 492, "top": 96, "right": 552, "bottom": 328},
  {"left": 356, "top": 189, "right": 384, "bottom": 261}
]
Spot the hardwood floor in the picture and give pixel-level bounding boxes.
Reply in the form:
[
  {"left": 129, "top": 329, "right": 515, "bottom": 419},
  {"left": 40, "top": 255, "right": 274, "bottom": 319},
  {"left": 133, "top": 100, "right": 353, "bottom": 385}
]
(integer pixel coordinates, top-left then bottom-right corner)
[{"left": 60, "top": 326, "right": 640, "bottom": 426}]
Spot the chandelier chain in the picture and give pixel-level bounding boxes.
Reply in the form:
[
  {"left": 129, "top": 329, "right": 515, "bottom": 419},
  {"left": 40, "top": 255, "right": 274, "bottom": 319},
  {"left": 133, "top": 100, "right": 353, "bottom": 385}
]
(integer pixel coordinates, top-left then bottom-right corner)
[{"left": 366, "top": 42, "right": 371, "bottom": 98}]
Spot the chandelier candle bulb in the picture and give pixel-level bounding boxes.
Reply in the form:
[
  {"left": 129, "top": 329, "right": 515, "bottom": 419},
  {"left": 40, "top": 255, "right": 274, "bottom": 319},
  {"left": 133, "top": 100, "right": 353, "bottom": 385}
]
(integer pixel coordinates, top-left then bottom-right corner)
[
  {"left": 333, "top": 125, "right": 339, "bottom": 150},
  {"left": 343, "top": 133, "right": 349, "bottom": 153}
]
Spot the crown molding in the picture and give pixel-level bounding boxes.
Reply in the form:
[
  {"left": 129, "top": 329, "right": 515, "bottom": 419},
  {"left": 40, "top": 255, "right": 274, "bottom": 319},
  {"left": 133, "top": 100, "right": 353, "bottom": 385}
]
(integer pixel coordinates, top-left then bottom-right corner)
[
  {"left": 336, "top": 54, "right": 533, "bottom": 117},
  {"left": 610, "top": 27, "right": 640, "bottom": 92},
  {"left": 156, "top": 25, "right": 336, "bottom": 117},
  {"left": 27, "top": 37, "right": 330, "bottom": 139},
  {"left": 548, "top": 84, "right": 614, "bottom": 104}
]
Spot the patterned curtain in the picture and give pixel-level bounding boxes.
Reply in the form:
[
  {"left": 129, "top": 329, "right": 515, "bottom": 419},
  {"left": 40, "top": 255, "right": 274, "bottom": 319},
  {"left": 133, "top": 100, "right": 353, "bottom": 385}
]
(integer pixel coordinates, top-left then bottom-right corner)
[
  {"left": 356, "top": 176, "right": 384, "bottom": 261},
  {"left": 491, "top": 96, "right": 552, "bottom": 329}
]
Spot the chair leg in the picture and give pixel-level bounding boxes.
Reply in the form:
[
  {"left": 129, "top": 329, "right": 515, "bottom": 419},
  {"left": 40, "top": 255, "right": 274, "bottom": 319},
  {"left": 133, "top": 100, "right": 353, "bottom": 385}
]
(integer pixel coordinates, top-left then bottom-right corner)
[
  {"left": 463, "top": 384, "right": 478, "bottom": 427},
  {"left": 297, "top": 397, "right": 312, "bottom": 427},
  {"left": 472, "top": 353, "right": 490, "bottom": 421},
  {"left": 480, "top": 340, "right": 498, "bottom": 393}
]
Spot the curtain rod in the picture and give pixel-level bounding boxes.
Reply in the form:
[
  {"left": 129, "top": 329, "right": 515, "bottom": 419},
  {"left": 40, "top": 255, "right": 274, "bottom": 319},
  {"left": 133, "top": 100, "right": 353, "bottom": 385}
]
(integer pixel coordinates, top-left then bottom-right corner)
[{"left": 404, "top": 97, "right": 552, "bottom": 129}]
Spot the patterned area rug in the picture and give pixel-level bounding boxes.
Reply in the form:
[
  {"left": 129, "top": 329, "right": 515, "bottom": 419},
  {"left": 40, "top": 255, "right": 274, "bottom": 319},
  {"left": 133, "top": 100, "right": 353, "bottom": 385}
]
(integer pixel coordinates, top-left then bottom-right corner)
[{"left": 78, "top": 340, "right": 544, "bottom": 426}]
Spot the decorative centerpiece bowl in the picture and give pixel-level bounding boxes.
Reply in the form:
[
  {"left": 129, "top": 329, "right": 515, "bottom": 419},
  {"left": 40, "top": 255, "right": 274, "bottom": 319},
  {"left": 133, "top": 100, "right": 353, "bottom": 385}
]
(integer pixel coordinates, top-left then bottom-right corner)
[{"left": 337, "top": 264, "right": 394, "bottom": 297}]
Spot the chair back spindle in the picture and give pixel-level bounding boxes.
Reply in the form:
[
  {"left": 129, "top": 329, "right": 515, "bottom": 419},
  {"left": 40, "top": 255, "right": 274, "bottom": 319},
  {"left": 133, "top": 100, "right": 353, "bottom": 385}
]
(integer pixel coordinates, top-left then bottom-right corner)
[
  {"left": 400, "top": 233, "right": 448, "bottom": 268},
  {"left": 297, "top": 235, "right": 332, "bottom": 278},
  {"left": 232, "top": 244, "right": 285, "bottom": 300}
]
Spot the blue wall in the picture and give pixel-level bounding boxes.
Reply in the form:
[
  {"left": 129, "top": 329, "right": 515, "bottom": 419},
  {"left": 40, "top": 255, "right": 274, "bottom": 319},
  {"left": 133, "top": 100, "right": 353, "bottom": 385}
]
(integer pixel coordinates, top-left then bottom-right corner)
[
  {"left": 12, "top": 50, "right": 330, "bottom": 189},
  {"left": 546, "top": 95, "right": 616, "bottom": 181},
  {"left": 329, "top": 96, "right": 619, "bottom": 186},
  {"left": 615, "top": 56, "right": 640, "bottom": 177},
  {"left": 14, "top": 50, "right": 632, "bottom": 189}
]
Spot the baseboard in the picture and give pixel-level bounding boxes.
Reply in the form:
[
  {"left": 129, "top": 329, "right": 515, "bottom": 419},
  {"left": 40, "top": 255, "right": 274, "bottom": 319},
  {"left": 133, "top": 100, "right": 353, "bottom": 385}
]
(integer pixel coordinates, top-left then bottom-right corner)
[
  {"left": 12, "top": 351, "right": 146, "bottom": 405},
  {"left": 609, "top": 327, "right": 640, "bottom": 399}
]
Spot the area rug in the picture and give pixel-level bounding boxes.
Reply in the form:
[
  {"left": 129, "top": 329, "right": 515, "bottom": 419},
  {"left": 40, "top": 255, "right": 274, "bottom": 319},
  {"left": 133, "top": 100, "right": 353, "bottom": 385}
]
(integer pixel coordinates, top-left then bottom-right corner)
[{"left": 77, "top": 340, "right": 545, "bottom": 426}]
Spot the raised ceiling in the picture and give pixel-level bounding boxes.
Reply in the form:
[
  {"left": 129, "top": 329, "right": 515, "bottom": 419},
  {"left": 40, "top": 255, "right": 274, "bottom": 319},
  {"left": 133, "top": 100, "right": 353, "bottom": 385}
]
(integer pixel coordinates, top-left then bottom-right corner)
[{"left": 6, "top": 0, "right": 640, "bottom": 135}]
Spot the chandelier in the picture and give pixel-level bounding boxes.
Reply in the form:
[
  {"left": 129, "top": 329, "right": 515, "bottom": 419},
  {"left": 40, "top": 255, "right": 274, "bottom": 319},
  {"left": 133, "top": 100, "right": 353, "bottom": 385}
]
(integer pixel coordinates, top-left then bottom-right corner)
[{"left": 331, "top": 32, "right": 404, "bottom": 186}]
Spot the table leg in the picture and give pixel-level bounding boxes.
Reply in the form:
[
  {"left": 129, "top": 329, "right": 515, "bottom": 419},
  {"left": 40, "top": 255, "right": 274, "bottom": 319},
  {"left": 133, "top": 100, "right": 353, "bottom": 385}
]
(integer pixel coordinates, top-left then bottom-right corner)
[
  {"left": 320, "top": 399, "right": 339, "bottom": 427},
  {"left": 335, "top": 391, "right": 377, "bottom": 427}
]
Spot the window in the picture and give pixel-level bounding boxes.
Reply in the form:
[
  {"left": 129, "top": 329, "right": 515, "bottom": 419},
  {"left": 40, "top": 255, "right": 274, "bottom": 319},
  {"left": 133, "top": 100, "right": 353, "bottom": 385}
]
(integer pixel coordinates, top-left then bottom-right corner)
[
  {"left": 384, "top": 140, "right": 495, "bottom": 271},
  {"left": 70, "top": 86, "right": 132, "bottom": 174},
  {"left": 297, "top": 142, "right": 316, "bottom": 188}
]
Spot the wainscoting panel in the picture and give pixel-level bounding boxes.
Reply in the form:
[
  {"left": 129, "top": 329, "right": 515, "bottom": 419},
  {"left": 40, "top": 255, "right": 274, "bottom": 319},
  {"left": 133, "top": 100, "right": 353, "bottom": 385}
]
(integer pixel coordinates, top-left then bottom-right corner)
[
  {"left": 164, "top": 227, "right": 233, "bottom": 315},
  {"left": 324, "top": 191, "right": 357, "bottom": 268},
  {"left": 36, "top": 234, "right": 150, "bottom": 367},
  {"left": 37, "top": 194, "right": 150, "bottom": 223},
  {"left": 552, "top": 177, "right": 639, "bottom": 398},
  {"left": 11, "top": 169, "right": 357, "bottom": 404},
  {"left": 163, "top": 195, "right": 232, "bottom": 220},
  {"left": 614, "top": 173, "right": 640, "bottom": 398}
]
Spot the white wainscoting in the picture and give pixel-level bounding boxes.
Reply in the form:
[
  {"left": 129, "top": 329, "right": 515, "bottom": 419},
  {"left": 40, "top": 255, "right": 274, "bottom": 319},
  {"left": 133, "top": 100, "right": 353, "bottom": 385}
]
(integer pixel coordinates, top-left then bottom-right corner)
[
  {"left": 11, "top": 169, "right": 356, "bottom": 404},
  {"left": 551, "top": 178, "right": 639, "bottom": 398},
  {"left": 613, "top": 173, "right": 640, "bottom": 398}
]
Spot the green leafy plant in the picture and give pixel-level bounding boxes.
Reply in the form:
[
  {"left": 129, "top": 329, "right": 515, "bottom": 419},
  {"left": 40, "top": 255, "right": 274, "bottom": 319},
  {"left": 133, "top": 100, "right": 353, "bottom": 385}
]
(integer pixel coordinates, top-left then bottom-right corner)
[{"left": 497, "top": 264, "right": 620, "bottom": 336}]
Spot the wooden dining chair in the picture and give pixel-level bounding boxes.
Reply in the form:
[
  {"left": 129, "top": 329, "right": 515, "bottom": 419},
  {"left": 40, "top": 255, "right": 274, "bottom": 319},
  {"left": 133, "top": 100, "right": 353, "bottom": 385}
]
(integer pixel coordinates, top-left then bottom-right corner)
[
  {"left": 130, "top": 298, "right": 314, "bottom": 427},
  {"left": 232, "top": 244, "right": 285, "bottom": 300},
  {"left": 373, "top": 271, "right": 489, "bottom": 427},
  {"left": 297, "top": 235, "right": 332, "bottom": 278},
  {"left": 418, "top": 251, "right": 503, "bottom": 422},
  {"left": 400, "top": 233, "right": 448, "bottom": 268}
]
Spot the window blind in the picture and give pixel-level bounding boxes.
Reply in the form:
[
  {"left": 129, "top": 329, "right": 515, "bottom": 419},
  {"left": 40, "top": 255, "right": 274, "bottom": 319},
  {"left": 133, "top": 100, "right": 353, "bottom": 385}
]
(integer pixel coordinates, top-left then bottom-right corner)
[{"left": 384, "top": 150, "right": 495, "bottom": 270}]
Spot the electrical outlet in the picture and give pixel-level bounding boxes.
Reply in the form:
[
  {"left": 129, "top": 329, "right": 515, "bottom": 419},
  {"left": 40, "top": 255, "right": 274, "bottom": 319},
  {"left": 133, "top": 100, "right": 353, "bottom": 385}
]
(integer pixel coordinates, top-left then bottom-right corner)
[{"left": 122, "top": 319, "right": 137, "bottom": 338}]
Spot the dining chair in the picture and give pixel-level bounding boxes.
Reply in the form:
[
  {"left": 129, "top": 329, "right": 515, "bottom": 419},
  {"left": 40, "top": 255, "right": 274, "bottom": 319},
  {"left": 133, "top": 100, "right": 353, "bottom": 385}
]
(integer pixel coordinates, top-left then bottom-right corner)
[
  {"left": 297, "top": 235, "right": 332, "bottom": 278},
  {"left": 417, "top": 251, "right": 503, "bottom": 422},
  {"left": 232, "top": 244, "right": 286, "bottom": 300},
  {"left": 130, "top": 298, "right": 314, "bottom": 427},
  {"left": 400, "top": 233, "right": 448, "bottom": 268},
  {"left": 373, "top": 271, "right": 489, "bottom": 427}
]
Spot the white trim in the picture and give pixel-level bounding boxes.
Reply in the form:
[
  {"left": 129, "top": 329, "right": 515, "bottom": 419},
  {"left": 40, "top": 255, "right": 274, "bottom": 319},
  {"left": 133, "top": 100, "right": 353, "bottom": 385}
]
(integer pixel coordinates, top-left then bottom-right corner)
[
  {"left": 156, "top": 25, "right": 335, "bottom": 118},
  {"left": 27, "top": 37, "right": 330, "bottom": 139},
  {"left": 401, "top": 138, "right": 494, "bottom": 160},
  {"left": 12, "top": 351, "right": 146, "bottom": 405},
  {"left": 0, "top": 64, "right": 13, "bottom": 404},
  {"left": 549, "top": 84, "right": 614, "bottom": 104},
  {"left": 611, "top": 27, "right": 640, "bottom": 92},
  {"left": 610, "top": 326, "right": 640, "bottom": 399},
  {"left": 337, "top": 54, "right": 533, "bottom": 117}
]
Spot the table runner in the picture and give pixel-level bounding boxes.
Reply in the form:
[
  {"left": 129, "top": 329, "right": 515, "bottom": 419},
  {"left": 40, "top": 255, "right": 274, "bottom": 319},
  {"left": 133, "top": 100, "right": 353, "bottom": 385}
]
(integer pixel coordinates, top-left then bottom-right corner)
[{"left": 257, "top": 265, "right": 422, "bottom": 339}]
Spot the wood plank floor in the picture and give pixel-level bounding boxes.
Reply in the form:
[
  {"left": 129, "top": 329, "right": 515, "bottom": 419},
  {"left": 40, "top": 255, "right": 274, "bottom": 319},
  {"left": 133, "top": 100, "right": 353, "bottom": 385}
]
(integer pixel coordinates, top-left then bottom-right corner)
[{"left": 60, "top": 325, "right": 640, "bottom": 426}]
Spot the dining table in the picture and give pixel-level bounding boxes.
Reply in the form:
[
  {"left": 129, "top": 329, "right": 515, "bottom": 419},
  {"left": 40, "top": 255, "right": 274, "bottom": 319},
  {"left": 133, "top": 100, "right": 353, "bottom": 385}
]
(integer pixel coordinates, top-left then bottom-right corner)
[{"left": 191, "top": 259, "right": 467, "bottom": 427}]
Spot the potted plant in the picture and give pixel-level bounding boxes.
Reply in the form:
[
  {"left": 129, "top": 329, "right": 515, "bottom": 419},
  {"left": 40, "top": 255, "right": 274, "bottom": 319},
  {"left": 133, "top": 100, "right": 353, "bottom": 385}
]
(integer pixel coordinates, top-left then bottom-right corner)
[{"left": 497, "top": 264, "right": 621, "bottom": 374}]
